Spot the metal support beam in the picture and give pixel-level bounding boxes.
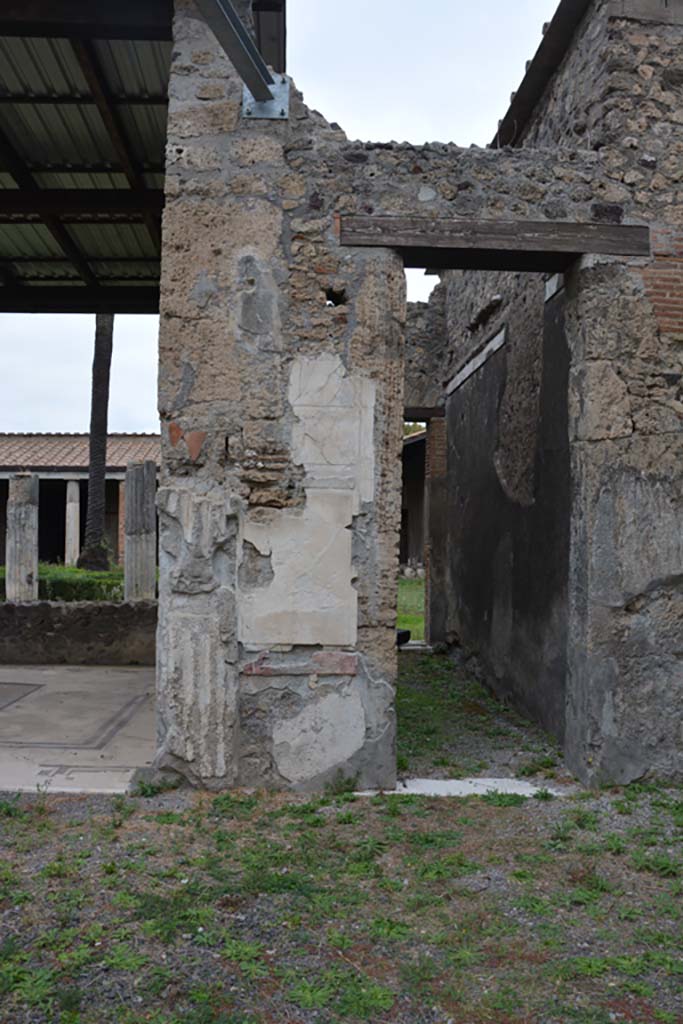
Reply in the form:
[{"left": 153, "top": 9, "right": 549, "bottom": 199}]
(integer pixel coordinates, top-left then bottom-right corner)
[
  {"left": 253, "top": 0, "right": 286, "bottom": 73},
  {"left": 0, "top": 190, "right": 165, "bottom": 217},
  {"left": 195, "top": 0, "right": 275, "bottom": 102},
  {"left": 0, "top": 94, "right": 168, "bottom": 108},
  {"left": 70, "top": 39, "right": 162, "bottom": 252},
  {"left": 25, "top": 162, "right": 164, "bottom": 176},
  {"left": 0, "top": 0, "right": 173, "bottom": 40},
  {"left": 0, "top": 126, "right": 98, "bottom": 287},
  {"left": 0, "top": 286, "right": 160, "bottom": 314}
]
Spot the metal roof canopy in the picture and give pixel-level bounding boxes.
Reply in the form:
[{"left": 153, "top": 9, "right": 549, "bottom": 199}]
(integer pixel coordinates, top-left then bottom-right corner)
[{"left": 0, "top": 0, "right": 286, "bottom": 314}]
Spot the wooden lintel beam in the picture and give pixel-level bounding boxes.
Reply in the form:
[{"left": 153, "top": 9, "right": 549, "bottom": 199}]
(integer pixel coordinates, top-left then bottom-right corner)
[
  {"left": 0, "top": 286, "right": 160, "bottom": 314},
  {"left": 0, "top": 190, "right": 165, "bottom": 216},
  {"left": 340, "top": 216, "right": 651, "bottom": 262},
  {"left": 0, "top": 0, "right": 173, "bottom": 40},
  {"left": 400, "top": 248, "right": 576, "bottom": 274},
  {"left": 404, "top": 407, "right": 445, "bottom": 421},
  {"left": 70, "top": 39, "right": 162, "bottom": 251}
]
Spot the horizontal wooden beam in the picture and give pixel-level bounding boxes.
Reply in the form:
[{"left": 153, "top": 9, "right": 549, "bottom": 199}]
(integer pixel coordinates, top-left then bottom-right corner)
[
  {"left": 0, "top": 285, "right": 160, "bottom": 314},
  {"left": 401, "top": 249, "right": 574, "bottom": 273},
  {"left": 404, "top": 406, "right": 444, "bottom": 421},
  {"left": 0, "top": 189, "right": 164, "bottom": 216},
  {"left": 0, "top": 0, "right": 173, "bottom": 40},
  {"left": 341, "top": 216, "right": 651, "bottom": 271}
]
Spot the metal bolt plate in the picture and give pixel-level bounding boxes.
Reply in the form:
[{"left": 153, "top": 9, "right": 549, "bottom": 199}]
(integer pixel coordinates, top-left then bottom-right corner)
[{"left": 242, "top": 76, "right": 290, "bottom": 120}]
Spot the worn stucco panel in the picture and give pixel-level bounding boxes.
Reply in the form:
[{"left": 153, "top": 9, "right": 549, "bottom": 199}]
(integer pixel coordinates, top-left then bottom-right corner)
[{"left": 239, "top": 490, "right": 357, "bottom": 645}]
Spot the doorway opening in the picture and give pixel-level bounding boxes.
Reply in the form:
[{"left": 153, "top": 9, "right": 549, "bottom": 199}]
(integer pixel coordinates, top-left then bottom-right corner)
[{"left": 399, "top": 420, "right": 426, "bottom": 644}]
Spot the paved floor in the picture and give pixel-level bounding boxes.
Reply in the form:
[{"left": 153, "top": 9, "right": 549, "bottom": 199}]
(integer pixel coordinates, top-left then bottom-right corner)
[
  {"left": 0, "top": 665, "right": 573, "bottom": 799},
  {"left": 0, "top": 665, "right": 155, "bottom": 794}
]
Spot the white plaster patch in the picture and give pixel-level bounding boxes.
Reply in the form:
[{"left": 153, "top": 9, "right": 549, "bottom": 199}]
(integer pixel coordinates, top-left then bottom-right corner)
[
  {"left": 289, "top": 354, "right": 375, "bottom": 505},
  {"left": 272, "top": 687, "right": 366, "bottom": 783},
  {"left": 238, "top": 356, "right": 376, "bottom": 647},
  {"left": 240, "top": 491, "right": 357, "bottom": 645},
  {"left": 357, "top": 777, "right": 571, "bottom": 798}
]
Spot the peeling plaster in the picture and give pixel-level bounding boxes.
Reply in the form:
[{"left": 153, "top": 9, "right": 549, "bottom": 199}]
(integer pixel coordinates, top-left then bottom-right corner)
[{"left": 238, "top": 355, "right": 376, "bottom": 646}]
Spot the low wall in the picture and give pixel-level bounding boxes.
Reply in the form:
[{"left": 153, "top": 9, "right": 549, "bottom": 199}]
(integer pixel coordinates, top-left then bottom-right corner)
[{"left": 0, "top": 601, "right": 157, "bottom": 666}]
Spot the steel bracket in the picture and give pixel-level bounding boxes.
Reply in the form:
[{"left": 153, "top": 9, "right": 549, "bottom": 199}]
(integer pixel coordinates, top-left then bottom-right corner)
[{"left": 242, "top": 76, "right": 290, "bottom": 120}]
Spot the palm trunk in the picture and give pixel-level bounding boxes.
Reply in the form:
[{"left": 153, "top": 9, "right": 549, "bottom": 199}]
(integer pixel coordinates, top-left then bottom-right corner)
[{"left": 77, "top": 313, "right": 114, "bottom": 571}]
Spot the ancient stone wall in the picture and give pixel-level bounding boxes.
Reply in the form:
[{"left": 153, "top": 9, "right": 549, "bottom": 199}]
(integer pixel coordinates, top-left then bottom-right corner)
[
  {"left": 441, "top": 276, "right": 571, "bottom": 737},
  {"left": 404, "top": 285, "right": 446, "bottom": 413},
  {"left": 0, "top": 601, "right": 156, "bottom": 666},
  {"left": 157, "top": 0, "right": 679, "bottom": 788},
  {"left": 157, "top": 0, "right": 409, "bottom": 790},
  {"left": 524, "top": 0, "right": 683, "bottom": 782},
  {"left": 419, "top": 0, "right": 683, "bottom": 782}
]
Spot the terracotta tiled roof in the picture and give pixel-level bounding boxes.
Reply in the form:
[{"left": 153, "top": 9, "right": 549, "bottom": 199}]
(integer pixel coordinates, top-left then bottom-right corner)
[{"left": 0, "top": 434, "right": 160, "bottom": 472}]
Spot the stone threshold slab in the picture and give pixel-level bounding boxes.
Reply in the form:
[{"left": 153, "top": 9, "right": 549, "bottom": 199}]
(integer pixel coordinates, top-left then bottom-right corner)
[{"left": 357, "top": 777, "right": 572, "bottom": 798}]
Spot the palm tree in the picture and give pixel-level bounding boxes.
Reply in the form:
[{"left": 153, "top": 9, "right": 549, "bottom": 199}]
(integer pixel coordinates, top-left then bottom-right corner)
[{"left": 77, "top": 313, "right": 114, "bottom": 571}]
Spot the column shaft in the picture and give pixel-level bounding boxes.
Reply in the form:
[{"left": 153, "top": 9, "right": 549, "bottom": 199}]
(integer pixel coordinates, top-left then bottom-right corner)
[
  {"left": 64, "top": 480, "right": 80, "bottom": 566},
  {"left": 124, "top": 461, "right": 157, "bottom": 601},
  {"left": 6, "top": 474, "right": 39, "bottom": 602}
]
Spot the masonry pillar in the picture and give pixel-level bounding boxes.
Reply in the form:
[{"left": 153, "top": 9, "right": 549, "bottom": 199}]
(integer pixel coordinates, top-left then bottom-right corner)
[
  {"left": 155, "top": 0, "right": 404, "bottom": 791},
  {"left": 564, "top": 252, "right": 683, "bottom": 785},
  {"left": 64, "top": 480, "right": 80, "bottom": 566},
  {"left": 424, "top": 417, "right": 448, "bottom": 645},
  {"left": 124, "top": 461, "right": 156, "bottom": 601},
  {"left": 117, "top": 480, "right": 125, "bottom": 564},
  {"left": 6, "top": 473, "right": 39, "bottom": 602}
]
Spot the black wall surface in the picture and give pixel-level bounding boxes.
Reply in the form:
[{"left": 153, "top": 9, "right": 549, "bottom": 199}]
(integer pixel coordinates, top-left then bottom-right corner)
[
  {"left": 38, "top": 480, "right": 66, "bottom": 563},
  {"left": 400, "top": 437, "right": 425, "bottom": 565},
  {"left": 445, "top": 291, "right": 570, "bottom": 740}
]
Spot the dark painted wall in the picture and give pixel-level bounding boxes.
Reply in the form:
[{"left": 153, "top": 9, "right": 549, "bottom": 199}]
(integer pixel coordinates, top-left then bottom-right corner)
[
  {"left": 0, "top": 481, "right": 7, "bottom": 565},
  {"left": 400, "top": 437, "right": 425, "bottom": 565},
  {"left": 445, "top": 291, "right": 570, "bottom": 739}
]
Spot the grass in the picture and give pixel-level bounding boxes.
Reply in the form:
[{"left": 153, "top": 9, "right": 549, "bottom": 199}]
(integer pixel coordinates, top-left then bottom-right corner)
[
  {"left": 1, "top": 653, "right": 682, "bottom": 1023},
  {"left": 396, "top": 576, "right": 425, "bottom": 642}
]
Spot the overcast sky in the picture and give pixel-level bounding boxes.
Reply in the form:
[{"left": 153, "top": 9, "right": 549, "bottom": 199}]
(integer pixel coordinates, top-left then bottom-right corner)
[{"left": 1, "top": 0, "right": 558, "bottom": 434}]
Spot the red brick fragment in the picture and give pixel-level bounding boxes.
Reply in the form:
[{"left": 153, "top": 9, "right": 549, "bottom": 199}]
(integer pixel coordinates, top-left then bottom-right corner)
[
  {"left": 169, "top": 422, "right": 184, "bottom": 447},
  {"left": 185, "top": 431, "right": 207, "bottom": 462}
]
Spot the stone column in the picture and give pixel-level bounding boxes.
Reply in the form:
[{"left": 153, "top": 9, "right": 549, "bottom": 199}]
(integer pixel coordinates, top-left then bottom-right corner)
[
  {"left": 124, "top": 461, "right": 157, "bottom": 601},
  {"left": 117, "top": 480, "right": 125, "bottom": 564},
  {"left": 424, "top": 417, "right": 448, "bottom": 645},
  {"left": 64, "top": 480, "right": 80, "bottom": 566},
  {"left": 6, "top": 473, "right": 39, "bottom": 602}
]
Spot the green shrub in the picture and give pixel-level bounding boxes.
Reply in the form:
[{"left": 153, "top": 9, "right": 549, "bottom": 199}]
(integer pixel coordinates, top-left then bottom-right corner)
[{"left": 0, "top": 563, "right": 125, "bottom": 603}]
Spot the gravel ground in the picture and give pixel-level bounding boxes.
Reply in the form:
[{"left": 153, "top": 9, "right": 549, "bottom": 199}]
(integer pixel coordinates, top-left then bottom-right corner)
[{"left": 1, "top": 653, "right": 681, "bottom": 1024}]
